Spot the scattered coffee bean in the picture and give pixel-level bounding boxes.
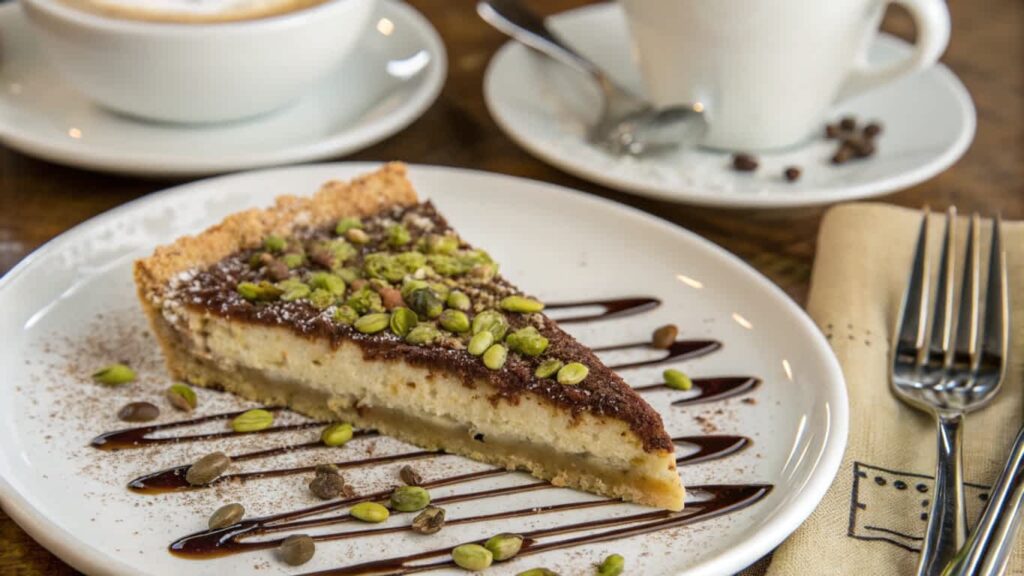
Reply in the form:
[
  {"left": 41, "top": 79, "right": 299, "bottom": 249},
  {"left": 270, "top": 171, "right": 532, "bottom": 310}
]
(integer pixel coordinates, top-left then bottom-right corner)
[
  {"left": 784, "top": 166, "right": 802, "bottom": 182},
  {"left": 208, "top": 503, "right": 244, "bottom": 529},
  {"left": 266, "top": 260, "right": 290, "bottom": 281},
  {"left": 825, "top": 124, "right": 840, "bottom": 139},
  {"left": 278, "top": 534, "right": 315, "bottom": 566},
  {"left": 400, "top": 465, "right": 423, "bottom": 486},
  {"left": 411, "top": 506, "right": 446, "bottom": 534},
  {"left": 309, "top": 473, "right": 348, "bottom": 500},
  {"left": 831, "top": 145, "right": 854, "bottom": 164},
  {"left": 117, "top": 401, "right": 159, "bottom": 423},
  {"left": 185, "top": 451, "right": 231, "bottom": 486},
  {"left": 839, "top": 116, "right": 857, "bottom": 131},
  {"left": 848, "top": 137, "right": 876, "bottom": 158},
  {"left": 651, "top": 324, "right": 678, "bottom": 349},
  {"left": 731, "top": 153, "right": 758, "bottom": 172},
  {"left": 863, "top": 122, "right": 883, "bottom": 138}
]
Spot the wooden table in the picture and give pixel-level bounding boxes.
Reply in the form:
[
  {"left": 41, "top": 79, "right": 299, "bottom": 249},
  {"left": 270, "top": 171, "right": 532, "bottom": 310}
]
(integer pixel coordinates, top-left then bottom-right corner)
[{"left": 1, "top": 0, "right": 1021, "bottom": 573}]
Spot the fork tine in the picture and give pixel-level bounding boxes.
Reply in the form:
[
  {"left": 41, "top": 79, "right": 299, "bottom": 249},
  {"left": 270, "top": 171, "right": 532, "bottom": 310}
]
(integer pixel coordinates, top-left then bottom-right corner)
[
  {"left": 978, "top": 216, "right": 1008, "bottom": 371},
  {"left": 929, "top": 207, "right": 957, "bottom": 366},
  {"left": 952, "top": 214, "right": 980, "bottom": 368},
  {"left": 896, "top": 208, "right": 931, "bottom": 366}
]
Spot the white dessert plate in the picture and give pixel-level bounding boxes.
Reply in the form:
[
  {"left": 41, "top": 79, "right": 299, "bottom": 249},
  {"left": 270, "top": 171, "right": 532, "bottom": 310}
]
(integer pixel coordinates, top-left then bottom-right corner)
[
  {"left": 0, "top": 1, "right": 446, "bottom": 177},
  {"left": 484, "top": 3, "right": 976, "bottom": 209},
  {"left": 0, "top": 163, "right": 847, "bottom": 575}
]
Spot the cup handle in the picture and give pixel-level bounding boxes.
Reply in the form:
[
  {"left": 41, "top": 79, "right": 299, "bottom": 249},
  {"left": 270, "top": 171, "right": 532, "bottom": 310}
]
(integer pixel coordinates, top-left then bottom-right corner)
[{"left": 838, "top": 0, "right": 950, "bottom": 100}]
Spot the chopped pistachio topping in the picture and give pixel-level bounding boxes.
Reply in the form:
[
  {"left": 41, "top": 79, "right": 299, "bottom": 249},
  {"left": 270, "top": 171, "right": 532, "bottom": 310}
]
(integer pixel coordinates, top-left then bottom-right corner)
[
  {"left": 389, "top": 307, "right": 418, "bottom": 337},
  {"left": 335, "top": 217, "right": 362, "bottom": 235},
  {"left": 354, "top": 313, "right": 390, "bottom": 334},
  {"left": 534, "top": 359, "right": 564, "bottom": 379},
  {"left": 557, "top": 362, "right": 589, "bottom": 385},
  {"left": 282, "top": 253, "right": 306, "bottom": 269},
  {"left": 263, "top": 234, "right": 286, "bottom": 253},
  {"left": 346, "top": 287, "right": 384, "bottom": 314},
  {"left": 499, "top": 295, "right": 544, "bottom": 313},
  {"left": 308, "top": 272, "right": 346, "bottom": 295},
  {"left": 334, "top": 305, "right": 359, "bottom": 325},
  {"left": 321, "top": 422, "right": 354, "bottom": 446},
  {"left": 406, "top": 324, "right": 441, "bottom": 345},
  {"left": 349, "top": 502, "right": 389, "bottom": 523},
  {"left": 447, "top": 290, "right": 471, "bottom": 311},
  {"left": 471, "top": 309, "right": 508, "bottom": 340},
  {"left": 439, "top": 309, "right": 470, "bottom": 333},
  {"left": 277, "top": 278, "right": 311, "bottom": 302},
  {"left": 346, "top": 228, "right": 370, "bottom": 244},
  {"left": 425, "top": 233, "right": 459, "bottom": 255},
  {"left": 237, "top": 280, "right": 283, "bottom": 301},
  {"left": 92, "top": 363, "right": 136, "bottom": 386},
  {"left": 308, "top": 288, "right": 336, "bottom": 309},
  {"left": 408, "top": 288, "right": 443, "bottom": 319},
  {"left": 231, "top": 409, "right": 274, "bottom": 432},
  {"left": 468, "top": 331, "right": 495, "bottom": 356},
  {"left": 663, "top": 368, "right": 693, "bottom": 390},
  {"left": 483, "top": 344, "right": 508, "bottom": 370},
  {"left": 387, "top": 224, "right": 411, "bottom": 246},
  {"left": 506, "top": 326, "right": 549, "bottom": 357}
]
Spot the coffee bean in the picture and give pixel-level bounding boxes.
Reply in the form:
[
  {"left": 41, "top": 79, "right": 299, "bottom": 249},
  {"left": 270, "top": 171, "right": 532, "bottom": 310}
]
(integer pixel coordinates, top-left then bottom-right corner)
[
  {"left": 208, "top": 503, "right": 245, "bottom": 529},
  {"left": 310, "top": 249, "right": 335, "bottom": 270},
  {"left": 784, "top": 167, "right": 802, "bottom": 182},
  {"left": 732, "top": 153, "right": 758, "bottom": 172},
  {"left": 117, "top": 401, "right": 159, "bottom": 423},
  {"left": 266, "top": 260, "right": 290, "bottom": 281},
  {"left": 831, "top": 145, "right": 854, "bottom": 164},
  {"left": 185, "top": 452, "right": 231, "bottom": 486},
  {"left": 863, "top": 122, "right": 883, "bottom": 138},
  {"left": 825, "top": 124, "right": 840, "bottom": 139},
  {"left": 309, "top": 473, "right": 347, "bottom": 500},
  {"left": 651, "top": 324, "right": 678, "bottom": 349},
  {"left": 400, "top": 465, "right": 423, "bottom": 486},
  {"left": 846, "top": 137, "right": 876, "bottom": 158},
  {"left": 839, "top": 116, "right": 857, "bottom": 131},
  {"left": 278, "top": 534, "right": 315, "bottom": 566}
]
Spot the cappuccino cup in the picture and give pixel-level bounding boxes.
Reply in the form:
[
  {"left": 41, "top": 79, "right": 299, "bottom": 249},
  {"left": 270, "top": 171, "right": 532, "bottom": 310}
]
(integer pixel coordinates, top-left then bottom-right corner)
[
  {"left": 620, "top": 0, "right": 950, "bottom": 151},
  {"left": 21, "top": 0, "right": 376, "bottom": 123}
]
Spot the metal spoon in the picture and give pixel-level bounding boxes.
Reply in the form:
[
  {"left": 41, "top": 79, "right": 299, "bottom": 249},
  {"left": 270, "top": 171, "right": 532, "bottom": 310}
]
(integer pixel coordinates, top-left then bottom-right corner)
[{"left": 477, "top": 0, "right": 707, "bottom": 156}]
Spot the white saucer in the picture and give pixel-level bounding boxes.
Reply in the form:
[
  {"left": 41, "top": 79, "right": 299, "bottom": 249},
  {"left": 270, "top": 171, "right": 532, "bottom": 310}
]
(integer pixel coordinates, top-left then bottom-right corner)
[
  {"left": 484, "top": 3, "right": 976, "bottom": 209},
  {"left": 0, "top": 0, "right": 446, "bottom": 177}
]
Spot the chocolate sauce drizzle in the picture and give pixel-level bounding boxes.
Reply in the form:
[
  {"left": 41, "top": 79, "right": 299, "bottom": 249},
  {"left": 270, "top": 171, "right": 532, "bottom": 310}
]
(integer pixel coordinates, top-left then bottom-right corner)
[
  {"left": 86, "top": 294, "right": 771, "bottom": 572},
  {"left": 546, "top": 297, "right": 661, "bottom": 324}
]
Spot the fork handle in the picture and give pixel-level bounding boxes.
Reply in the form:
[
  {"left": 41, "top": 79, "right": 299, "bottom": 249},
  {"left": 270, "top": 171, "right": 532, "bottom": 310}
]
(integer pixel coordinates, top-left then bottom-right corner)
[
  {"left": 917, "top": 413, "right": 968, "bottom": 576},
  {"left": 944, "top": 423, "right": 1024, "bottom": 576}
]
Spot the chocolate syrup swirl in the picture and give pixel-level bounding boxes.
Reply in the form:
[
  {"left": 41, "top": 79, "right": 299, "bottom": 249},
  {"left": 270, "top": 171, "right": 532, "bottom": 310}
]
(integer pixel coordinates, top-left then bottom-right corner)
[
  {"left": 595, "top": 339, "right": 722, "bottom": 370},
  {"left": 545, "top": 297, "right": 661, "bottom": 323},
  {"left": 633, "top": 376, "right": 762, "bottom": 406}
]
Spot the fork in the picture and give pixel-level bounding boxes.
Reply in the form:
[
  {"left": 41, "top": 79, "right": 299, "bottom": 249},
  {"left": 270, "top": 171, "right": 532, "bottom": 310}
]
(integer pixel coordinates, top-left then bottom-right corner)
[{"left": 891, "top": 208, "right": 1008, "bottom": 576}]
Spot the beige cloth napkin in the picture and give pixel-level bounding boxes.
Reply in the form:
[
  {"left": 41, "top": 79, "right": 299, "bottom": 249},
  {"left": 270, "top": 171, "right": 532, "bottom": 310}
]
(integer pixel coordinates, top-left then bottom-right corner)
[{"left": 755, "top": 203, "right": 1024, "bottom": 575}]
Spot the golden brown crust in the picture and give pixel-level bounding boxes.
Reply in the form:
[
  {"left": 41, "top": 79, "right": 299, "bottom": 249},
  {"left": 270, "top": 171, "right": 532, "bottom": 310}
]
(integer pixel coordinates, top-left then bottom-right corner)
[{"left": 133, "top": 163, "right": 416, "bottom": 305}]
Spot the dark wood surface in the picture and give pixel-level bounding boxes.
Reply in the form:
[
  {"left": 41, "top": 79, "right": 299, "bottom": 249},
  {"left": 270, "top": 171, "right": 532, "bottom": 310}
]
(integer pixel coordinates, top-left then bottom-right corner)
[{"left": 1, "top": 0, "right": 1021, "bottom": 573}]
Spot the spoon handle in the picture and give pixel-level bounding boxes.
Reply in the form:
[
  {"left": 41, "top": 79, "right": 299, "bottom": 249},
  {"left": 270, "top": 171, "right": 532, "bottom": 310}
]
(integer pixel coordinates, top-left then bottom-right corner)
[{"left": 476, "top": 0, "right": 600, "bottom": 78}]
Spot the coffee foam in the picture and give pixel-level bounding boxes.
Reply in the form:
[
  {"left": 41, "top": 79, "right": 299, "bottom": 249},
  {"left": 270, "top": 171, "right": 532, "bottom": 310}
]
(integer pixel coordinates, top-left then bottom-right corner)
[{"left": 57, "top": 0, "right": 330, "bottom": 23}]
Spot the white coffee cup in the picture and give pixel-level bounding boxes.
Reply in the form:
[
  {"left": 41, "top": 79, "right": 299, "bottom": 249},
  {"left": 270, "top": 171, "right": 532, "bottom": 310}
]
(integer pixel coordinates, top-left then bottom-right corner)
[
  {"left": 20, "top": 0, "right": 376, "bottom": 124},
  {"left": 620, "top": 0, "right": 950, "bottom": 151}
]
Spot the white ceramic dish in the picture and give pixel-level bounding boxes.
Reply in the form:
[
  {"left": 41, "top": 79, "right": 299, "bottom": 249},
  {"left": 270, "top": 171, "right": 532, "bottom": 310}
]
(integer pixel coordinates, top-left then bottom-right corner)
[
  {"left": 0, "top": 0, "right": 445, "bottom": 176},
  {"left": 484, "top": 3, "right": 976, "bottom": 209},
  {"left": 0, "top": 163, "right": 848, "bottom": 575}
]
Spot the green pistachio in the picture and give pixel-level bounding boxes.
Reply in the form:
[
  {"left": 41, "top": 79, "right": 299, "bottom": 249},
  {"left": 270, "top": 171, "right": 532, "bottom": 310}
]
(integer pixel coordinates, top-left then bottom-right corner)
[
  {"left": 321, "top": 422, "right": 354, "bottom": 446},
  {"left": 327, "top": 239, "right": 357, "bottom": 264},
  {"left": 231, "top": 409, "right": 274, "bottom": 433},
  {"left": 439, "top": 309, "right": 470, "bottom": 333},
  {"left": 396, "top": 251, "right": 427, "bottom": 272},
  {"left": 336, "top": 267, "right": 362, "bottom": 284},
  {"left": 387, "top": 224, "right": 411, "bottom": 247},
  {"left": 506, "top": 326, "right": 549, "bottom": 357},
  {"left": 389, "top": 307, "right": 419, "bottom": 337},
  {"left": 92, "top": 363, "right": 136, "bottom": 386},
  {"left": 471, "top": 310, "right": 508, "bottom": 340},
  {"left": 390, "top": 485, "right": 431, "bottom": 512},
  {"left": 534, "top": 359, "right": 564, "bottom": 379},
  {"left": 483, "top": 344, "right": 508, "bottom": 370},
  {"left": 335, "top": 217, "right": 363, "bottom": 235},
  {"left": 208, "top": 503, "right": 245, "bottom": 530},
  {"left": 452, "top": 544, "right": 493, "bottom": 572},
  {"left": 484, "top": 533, "right": 523, "bottom": 561},
  {"left": 346, "top": 287, "right": 384, "bottom": 314},
  {"left": 237, "top": 280, "right": 284, "bottom": 302},
  {"left": 277, "top": 278, "right": 311, "bottom": 302},
  {"left": 597, "top": 553, "right": 624, "bottom": 576},
  {"left": 282, "top": 253, "right": 306, "bottom": 269},
  {"left": 349, "top": 502, "right": 390, "bottom": 523},
  {"left": 406, "top": 324, "right": 441, "bottom": 346},
  {"left": 429, "top": 282, "right": 451, "bottom": 300},
  {"left": 408, "top": 288, "right": 444, "bottom": 319},
  {"left": 308, "top": 272, "right": 346, "bottom": 296},
  {"left": 354, "top": 313, "right": 390, "bottom": 334},
  {"left": 263, "top": 234, "right": 286, "bottom": 253},
  {"left": 663, "top": 368, "right": 693, "bottom": 390},
  {"left": 346, "top": 228, "right": 370, "bottom": 244},
  {"left": 469, "top": 263, "right": 497, "bottom": 281},
  {"left": 166, "top": 383, "right": 198, "bottom": 411},
  {"left": 334, "top": 305, "right": 359, "bottom": 325},
  {"left": 447, "top": 290, "right": 471, "bottom": 311},
  {"left": 364, "top": 252, "right": 426, "bottom": 282},
  {"left": 516, "top": 569, "right": 560, "bottom": 576},
  {"left": 425, "top": 234, "right": 460, "bottom": 255},
  {"left": 401, "top": 278, "right": 429, "bottom": 300},
  {"left": 308, "top": 288, "right": 336, "bottom": 309},
  {"left": 499, "top": 295, "right": 544, "bottom": 313},
  {"left": 427, "top": 254, "right": 463, "bottom": 276},
  {"left": 467, "top": 331, "right": 494, "bottom": 356},
  {"left": 557, "top": 362, "right": 589, "bottom": 385}
]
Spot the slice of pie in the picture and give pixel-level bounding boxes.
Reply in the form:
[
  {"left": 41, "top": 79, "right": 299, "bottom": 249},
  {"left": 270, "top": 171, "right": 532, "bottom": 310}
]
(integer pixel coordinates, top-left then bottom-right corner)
[{"left": 134, "top": 163, "right": 684, "bottom": 510}]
